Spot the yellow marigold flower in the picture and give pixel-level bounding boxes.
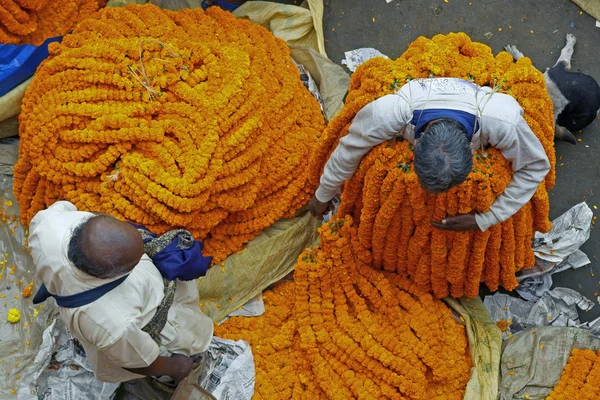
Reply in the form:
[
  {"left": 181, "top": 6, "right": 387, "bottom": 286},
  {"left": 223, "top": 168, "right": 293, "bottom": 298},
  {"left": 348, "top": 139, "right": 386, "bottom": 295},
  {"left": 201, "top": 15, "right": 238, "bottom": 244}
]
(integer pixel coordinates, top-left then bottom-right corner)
[
  {"left": 548, "top": 348, "right": 600, "bottom": 399},
  {"left": 7, "top": 308, "right": 20, "bottom": 323}
]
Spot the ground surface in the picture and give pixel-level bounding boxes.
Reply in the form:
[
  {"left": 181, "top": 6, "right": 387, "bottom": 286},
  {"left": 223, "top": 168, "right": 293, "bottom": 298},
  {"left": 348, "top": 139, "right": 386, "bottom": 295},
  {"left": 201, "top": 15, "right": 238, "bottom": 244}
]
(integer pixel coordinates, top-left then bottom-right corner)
[{"left": 320, "top": 0, "right": 600, "bottom": 321}]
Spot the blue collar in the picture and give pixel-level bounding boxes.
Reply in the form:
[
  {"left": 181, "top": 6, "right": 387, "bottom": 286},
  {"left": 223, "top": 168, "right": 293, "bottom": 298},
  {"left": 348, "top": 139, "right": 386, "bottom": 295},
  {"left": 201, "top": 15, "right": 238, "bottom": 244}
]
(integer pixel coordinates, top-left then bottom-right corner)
[
  {"left": 33, "top": 275, "right": 128, "bottom": 308},
  {"left": 411, "top": 109, "right": 478, "bottom": 141}
]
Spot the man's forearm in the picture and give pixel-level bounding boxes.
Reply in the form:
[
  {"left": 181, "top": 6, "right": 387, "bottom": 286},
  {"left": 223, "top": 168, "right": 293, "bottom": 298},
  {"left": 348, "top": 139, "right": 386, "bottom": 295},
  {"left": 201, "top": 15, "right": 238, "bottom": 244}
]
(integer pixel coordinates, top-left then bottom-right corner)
[{"left": 124, "top": 355, "right": 180, "bottom": 378}]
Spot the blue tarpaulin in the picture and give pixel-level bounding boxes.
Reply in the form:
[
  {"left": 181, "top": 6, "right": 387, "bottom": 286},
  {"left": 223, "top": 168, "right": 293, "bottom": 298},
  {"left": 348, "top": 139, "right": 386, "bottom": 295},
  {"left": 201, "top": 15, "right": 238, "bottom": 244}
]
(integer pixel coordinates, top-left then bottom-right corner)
[{"left": 0, "top": 36, "right": 61, "bottom": 97}]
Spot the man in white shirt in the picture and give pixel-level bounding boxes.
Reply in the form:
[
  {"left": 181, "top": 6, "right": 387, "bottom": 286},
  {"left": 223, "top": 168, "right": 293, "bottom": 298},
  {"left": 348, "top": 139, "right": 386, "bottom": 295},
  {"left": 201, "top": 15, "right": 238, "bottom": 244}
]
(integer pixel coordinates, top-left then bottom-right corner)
[
  {"left": 309, "top": 78, "right": 551, "bottom": 232},
  {"left": 29, "top": 201, "right": 214, "bottom": 383}
]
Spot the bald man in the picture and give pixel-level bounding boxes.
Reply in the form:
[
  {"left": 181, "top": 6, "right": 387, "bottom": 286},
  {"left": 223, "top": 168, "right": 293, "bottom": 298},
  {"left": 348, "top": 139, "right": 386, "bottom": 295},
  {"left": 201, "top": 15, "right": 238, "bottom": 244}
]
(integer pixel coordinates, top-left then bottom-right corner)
[{"left": 29, "top": 201, "right": 213, "bottom": 383}]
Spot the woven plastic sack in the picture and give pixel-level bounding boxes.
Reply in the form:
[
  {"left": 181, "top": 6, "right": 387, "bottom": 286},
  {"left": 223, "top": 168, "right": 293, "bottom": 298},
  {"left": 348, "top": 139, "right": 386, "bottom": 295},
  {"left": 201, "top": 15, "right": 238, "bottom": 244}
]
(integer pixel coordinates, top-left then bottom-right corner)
[
  {"left": 198, "top": 213, "right": 319, "bottom": 321},
  {"left": 499, "top": 326, "right": 600, "bottom": 399},
  {"left": 445, "top": 296, "right": 503, "bottom": 400}
]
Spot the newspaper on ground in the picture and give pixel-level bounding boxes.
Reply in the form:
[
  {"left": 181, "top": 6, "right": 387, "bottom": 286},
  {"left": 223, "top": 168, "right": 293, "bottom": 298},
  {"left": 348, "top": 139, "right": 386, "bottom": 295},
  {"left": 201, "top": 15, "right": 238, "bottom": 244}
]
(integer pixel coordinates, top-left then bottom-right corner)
[
  {"left": 18, "top": 320, "right": 254, "bottom": 400},
  {"left": 341, "top": 48, "right": 388, "bottom": 72},
  {"left": 197, "top": 338, "right": 254, "bottom": 400},
  {"left": 515, "top": 274, "right": 553, "bottom": 301},
  {"left": 173, "top": 337, "right": 255, "bottom": 400},
  {"left": 219, "top": 294, "right": 265, "bottom": 325},
  {"left": 514, "top": 202, "right": 593, "bottom": 300},
  {"left": 484, "top": 287, "right": 595, "bottom": 339},
  {"left": 17, "top": 319, "right": 119, "bottom": 400},
  {"left": 522, "top": 202, "right": 592, "bottom": 280},
  {"left": 293, "top": 61, "right": 327, "bottom": 119}
]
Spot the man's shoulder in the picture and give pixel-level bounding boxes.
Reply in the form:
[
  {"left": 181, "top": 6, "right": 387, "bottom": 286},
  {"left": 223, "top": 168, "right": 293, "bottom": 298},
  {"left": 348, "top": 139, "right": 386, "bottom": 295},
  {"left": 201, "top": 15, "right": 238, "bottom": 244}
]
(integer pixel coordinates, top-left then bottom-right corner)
[
  {"left": 66, "top": 257, "right": 164, "bottom": 344},
  {"left": 480, "top": 92, "right": 522, "bottom": 126}
]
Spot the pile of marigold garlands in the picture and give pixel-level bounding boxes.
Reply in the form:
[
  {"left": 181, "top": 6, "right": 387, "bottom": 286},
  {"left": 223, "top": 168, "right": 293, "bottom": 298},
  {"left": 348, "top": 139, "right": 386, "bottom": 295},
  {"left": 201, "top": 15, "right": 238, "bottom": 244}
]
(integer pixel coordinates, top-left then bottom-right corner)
[
  {"left": 547, "top": 348, "right": 600, "bottom": 400},
  {"left": 215, "top": 217, "right": 472, "bottom": 399},
  {"left": 15, "top": 4, "right": 325, "bottom": 263},
  {"left": 0, "top": 0, "right": 106, "bottom": 45},
  {"left": 309, "top": 32, "right": 555, "bottom": 298}
]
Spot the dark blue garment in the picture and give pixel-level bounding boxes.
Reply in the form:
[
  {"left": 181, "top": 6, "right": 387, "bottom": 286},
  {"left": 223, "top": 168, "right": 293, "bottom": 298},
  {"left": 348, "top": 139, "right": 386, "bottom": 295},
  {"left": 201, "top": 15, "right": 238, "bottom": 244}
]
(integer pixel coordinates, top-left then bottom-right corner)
[
  {"left": 201, "top": 0, "right": 242, "bottom": 11},
  {"left": 411, "top": 109, "right": 478, "bottom": 141},
  {"left": 32, "top": 275, "right": 128, "bottom": 308},
  {"left": 129, "top": 223, "right": 212, "bottom": 282},
  {"left": 0, "top": 36, "right": 61, "bottom": 96}
]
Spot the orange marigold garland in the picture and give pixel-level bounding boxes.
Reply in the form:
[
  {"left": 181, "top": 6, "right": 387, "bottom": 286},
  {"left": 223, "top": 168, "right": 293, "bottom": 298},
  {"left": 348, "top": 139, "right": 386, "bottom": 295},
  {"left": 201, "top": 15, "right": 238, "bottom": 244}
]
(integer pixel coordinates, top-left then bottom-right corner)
[
  {"left": 547, "top": 348, "right": 600, "bottom": 400},
  {"left": 0, "top": 0, "right": 105, "bottom": 45},
  {"left": 15, "top": 4, "right": 325, "bottom": 263},
  {"left": 215, "top": 217, "right": 472, "bottom": 399},
  {"left": 309, "top": 33, "right": 555, "bottom": 297}
]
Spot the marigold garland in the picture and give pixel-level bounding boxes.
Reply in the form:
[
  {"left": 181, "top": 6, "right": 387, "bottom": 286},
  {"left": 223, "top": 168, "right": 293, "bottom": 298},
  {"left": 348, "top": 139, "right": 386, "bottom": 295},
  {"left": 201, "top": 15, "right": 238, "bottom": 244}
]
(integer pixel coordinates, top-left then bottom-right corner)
[
  {"left": 309, "top": 33, "right": 555, "bottom": 297},
  {"left": 0, "top": 0, "right": 105, "bottom": 45},
  {"left": 215, "top": 217, "right": 472, "bottom": 399},
  {"left": 547, "top": 348, "right": 600, "bottom": 400},
  {"left": 15, "top": 4, "right": 325, "bottom": 263}
]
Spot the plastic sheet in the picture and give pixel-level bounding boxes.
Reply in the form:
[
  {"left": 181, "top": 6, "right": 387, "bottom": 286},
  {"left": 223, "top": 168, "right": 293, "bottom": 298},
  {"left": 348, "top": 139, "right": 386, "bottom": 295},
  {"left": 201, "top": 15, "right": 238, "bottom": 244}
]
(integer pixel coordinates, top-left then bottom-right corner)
[{"left": 0, "top": 177, "right": 56, "bottom": 398}]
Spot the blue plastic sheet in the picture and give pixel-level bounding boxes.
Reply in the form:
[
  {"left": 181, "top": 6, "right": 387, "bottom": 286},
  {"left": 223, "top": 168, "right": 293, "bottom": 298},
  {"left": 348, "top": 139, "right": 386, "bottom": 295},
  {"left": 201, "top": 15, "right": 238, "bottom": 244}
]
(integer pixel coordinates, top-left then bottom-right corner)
[{"left": 0, "top": 36, "right": 61, "bottom": 97}]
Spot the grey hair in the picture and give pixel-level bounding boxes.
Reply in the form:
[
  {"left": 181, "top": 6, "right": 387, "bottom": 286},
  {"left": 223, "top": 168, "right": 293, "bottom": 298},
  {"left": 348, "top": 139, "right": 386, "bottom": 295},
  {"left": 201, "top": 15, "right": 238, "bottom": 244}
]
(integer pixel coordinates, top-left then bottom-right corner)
[
  {"left": 414, "top": 119, "right": 473, "bottom": 193},
  {"left": 67, "top": 214, "right": 124, "bottom": 279}
]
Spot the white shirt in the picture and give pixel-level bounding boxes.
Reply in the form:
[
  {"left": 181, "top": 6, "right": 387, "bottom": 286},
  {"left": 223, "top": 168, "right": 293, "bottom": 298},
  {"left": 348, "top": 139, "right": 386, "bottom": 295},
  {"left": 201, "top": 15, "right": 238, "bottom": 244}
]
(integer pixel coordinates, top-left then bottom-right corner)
[
  {"left": 29, "top": 201, "right": 213, "bottom": 383},
  {"left": 315, "top": 78, "right": 551, "bottom": 231}
]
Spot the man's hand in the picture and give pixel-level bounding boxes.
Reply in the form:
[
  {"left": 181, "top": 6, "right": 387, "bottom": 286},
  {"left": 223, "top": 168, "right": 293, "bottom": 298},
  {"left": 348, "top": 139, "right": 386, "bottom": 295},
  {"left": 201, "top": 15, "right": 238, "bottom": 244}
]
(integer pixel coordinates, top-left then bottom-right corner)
[
  {"left": 168, "top": 354, "right": 197, "bottom": 384},
  {"left": 431, "top": 214, "right": 479, "bottom": 231},
  {"left": 308, "top": 196, "right": 332, "bottom": 220}
]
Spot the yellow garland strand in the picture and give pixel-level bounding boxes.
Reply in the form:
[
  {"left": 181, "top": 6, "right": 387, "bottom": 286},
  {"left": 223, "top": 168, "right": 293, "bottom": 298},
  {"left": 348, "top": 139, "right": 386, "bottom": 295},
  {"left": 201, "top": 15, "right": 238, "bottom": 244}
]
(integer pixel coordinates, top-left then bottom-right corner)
[
  {"left": 215, "top": 217, "right": 472, "bottom": 399},
  {"left": 0, "top": 0, "right": 104, "bottom": 45},
  {"left": 548, "top": 348, "right": 600, "bottom": 400},
  {"left": 15, "top": 4, "right": 325, "bottom": 264}
]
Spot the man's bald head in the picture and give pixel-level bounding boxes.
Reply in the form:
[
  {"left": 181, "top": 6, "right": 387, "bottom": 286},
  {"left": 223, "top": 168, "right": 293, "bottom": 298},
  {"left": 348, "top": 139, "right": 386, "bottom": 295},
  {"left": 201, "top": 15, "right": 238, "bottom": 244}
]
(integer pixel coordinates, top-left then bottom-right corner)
[{"left": 67, "top": 214, "right": 145, "bottom": 279}]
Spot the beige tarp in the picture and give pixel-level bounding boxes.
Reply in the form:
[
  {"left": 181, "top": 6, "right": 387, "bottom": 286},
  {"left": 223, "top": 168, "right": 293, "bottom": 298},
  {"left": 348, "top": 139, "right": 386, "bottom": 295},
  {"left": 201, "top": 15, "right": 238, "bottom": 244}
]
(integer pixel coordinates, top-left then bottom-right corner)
[
  {"left": 0, "top": 117, "right": 19, "bottom": 142},
  {"left": 0, "top": 77, "right": 31, "bottom": 123},
  {"left": 499, "top": 326, "right": 600, "bottom": 399},
  {"left": 233, "top": 0, "right": 326, "bottom": 56},
  {"left": 198, "top": 214, "right": 320, "bottom": 321},
  {"left": 572, "top": 0, "right": 600, "bottom": 21}
]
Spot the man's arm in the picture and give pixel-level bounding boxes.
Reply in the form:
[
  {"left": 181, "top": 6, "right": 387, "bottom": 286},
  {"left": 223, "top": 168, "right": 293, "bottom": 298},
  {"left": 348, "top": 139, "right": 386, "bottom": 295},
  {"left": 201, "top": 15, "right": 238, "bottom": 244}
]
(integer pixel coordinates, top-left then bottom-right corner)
[
  {"left": 475, "top": 115, "right": 550, "bottom": 231},
  {"left": 125, "top": 354, "right": 196, "bottom": 383},
  {"left": 314, "top": 94, "right": 412, "bottom": 204}
]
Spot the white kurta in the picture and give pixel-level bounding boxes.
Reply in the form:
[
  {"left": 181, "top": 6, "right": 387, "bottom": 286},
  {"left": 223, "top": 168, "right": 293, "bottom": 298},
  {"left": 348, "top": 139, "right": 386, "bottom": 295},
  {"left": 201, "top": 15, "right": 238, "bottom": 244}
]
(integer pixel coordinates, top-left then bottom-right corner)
[
  {"left": 29, "top": 201, "right": 214, "bottom": 383},
  {"left": 315, "top": 78, "right": 551, "bottom": 232}
]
